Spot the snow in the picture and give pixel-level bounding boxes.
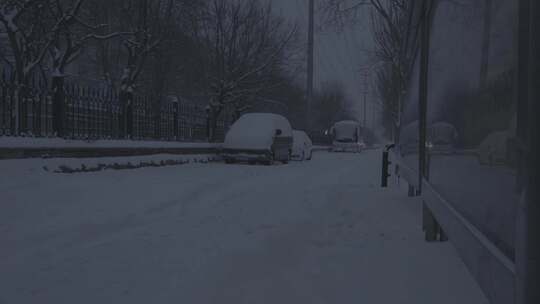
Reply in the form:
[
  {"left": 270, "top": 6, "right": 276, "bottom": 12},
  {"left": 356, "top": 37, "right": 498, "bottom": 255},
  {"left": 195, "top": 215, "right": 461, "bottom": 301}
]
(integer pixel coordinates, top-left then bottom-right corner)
[
  {"left": 0, "top": 150, "right": 488, "bottom": 303},
  {"left": 224, "top": 113, "right": 292, "bottom": 150},
  {"left": 0, "top": 136, "right": 218, "bottom": 149}
]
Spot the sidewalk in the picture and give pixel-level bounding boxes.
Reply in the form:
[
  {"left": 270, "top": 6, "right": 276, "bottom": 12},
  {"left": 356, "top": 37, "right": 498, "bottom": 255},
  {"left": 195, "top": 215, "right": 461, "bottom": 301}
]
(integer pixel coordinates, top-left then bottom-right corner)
[{"left": 0, "top": 151, "right": 488, "bottom": 303}]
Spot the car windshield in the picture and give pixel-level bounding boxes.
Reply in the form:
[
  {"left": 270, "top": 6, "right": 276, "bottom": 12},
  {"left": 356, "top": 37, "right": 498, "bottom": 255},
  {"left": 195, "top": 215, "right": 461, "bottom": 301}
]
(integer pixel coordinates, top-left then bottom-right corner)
[{"left": 1, "top": 1, "right": 535, "bottom": 303}]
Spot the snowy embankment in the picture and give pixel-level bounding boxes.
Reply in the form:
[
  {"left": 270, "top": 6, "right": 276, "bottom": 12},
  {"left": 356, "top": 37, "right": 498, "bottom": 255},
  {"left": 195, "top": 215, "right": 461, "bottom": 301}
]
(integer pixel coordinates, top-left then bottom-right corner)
[
  {"left": 0, "top": 151, "right": 487, "bottom": 304},
  {"left": 0, "top": 136, "right": 220, "bottom": 159},
  {"left": 0, "top": 136, "right": 217, "bottom": 149}
]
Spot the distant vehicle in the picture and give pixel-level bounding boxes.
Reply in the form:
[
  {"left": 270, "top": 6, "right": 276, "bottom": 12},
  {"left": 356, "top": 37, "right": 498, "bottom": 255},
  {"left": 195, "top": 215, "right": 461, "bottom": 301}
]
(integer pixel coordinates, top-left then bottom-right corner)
[
  {"left": 330, "top": 120, "right": 364, "bottom": 152},
  {"left": 223, "top": 113, "right": 293, "bottom": 165},
  {"left": 428, "top": 122, "right": 458, "bottom": 153},
  {"left": 398, "top": 120, "right": 419, "bottom": 155},
  {"left": 291, "top": 130, "right": 313, "bottom": 161}
]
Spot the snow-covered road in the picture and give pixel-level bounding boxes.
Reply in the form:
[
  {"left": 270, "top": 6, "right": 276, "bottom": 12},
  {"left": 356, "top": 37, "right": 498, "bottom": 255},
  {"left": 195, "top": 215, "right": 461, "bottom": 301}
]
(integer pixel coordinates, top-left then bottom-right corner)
[{"left": 0, "top": 151, "right": 487, "bottom": 303}]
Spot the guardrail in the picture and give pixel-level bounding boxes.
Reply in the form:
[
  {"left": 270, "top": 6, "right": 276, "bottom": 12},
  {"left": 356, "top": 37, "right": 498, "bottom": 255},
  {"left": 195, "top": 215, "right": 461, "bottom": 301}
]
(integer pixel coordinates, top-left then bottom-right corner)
[{"left": 391, "top": 150, "right": 516, "bottom": 304}]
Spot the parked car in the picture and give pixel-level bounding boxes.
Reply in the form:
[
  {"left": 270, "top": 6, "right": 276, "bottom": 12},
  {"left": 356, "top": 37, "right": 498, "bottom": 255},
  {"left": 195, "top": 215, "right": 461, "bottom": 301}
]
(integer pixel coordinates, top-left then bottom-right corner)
[
  {"left": 330, "top": 120, "right": 364, "bottom": 152},
  {"left": 292, "top": 130, "right": 313, "bottom": 161},
  {"left": 223, "top": 113, "right": 293, "bottom": 165}
]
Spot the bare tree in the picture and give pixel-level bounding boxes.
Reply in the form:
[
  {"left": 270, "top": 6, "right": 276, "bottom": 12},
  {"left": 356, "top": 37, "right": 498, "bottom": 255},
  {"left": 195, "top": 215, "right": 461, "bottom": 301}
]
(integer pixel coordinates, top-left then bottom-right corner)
[
  {"left": 0, "top": 0, "right": 86, "bottom": 133},
  {"left": 0, "top": 0, "right": 52, "bottom": 86},
  {"left": 111, "top": 0, "right": 179, "bottom": 138},
  {"left": 194, "top": 0, "right": 297, "bottom": 141},
  {"left": 321, "top": 0, "right": 421, "bottom": 140},
  {"left": 0, "top": 0, "right": 132, "bottom": 135},
  {"left": 45, "top": 0, "right": 133, "bottom": 135},
  {"left": 314, "top": 81, "right": 354, "bottom": 130}
]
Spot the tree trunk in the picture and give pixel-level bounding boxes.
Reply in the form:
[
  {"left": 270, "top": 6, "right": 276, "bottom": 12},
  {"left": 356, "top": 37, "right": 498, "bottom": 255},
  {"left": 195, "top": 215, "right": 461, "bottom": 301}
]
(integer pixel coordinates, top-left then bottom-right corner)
[{"left": 516, "top": 1, "right": 540, "bottom": 303}]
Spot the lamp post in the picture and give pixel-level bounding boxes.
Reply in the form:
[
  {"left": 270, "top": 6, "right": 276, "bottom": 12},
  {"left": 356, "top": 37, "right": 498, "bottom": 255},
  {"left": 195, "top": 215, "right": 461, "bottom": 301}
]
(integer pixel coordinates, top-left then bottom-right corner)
[{"left": 307, "top": 0, "right": 315, "bottom": 132}]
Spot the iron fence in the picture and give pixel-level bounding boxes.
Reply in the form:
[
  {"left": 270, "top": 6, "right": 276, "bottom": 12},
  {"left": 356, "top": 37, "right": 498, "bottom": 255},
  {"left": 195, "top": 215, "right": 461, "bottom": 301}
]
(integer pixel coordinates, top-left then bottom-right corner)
[{"left": 0, "top": 76, "right": 230, "bottom": 142}]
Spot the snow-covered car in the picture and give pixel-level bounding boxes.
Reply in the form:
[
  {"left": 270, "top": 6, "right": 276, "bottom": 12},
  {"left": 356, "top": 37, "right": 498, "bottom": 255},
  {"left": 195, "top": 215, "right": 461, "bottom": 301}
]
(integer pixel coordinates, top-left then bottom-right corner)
[
  {"left": 291, "top": 130, "right": 313, "bottom": 161},
  {"left": 330, "top": 120, "right": 364, "bottom": 153},
  {"left": 223, "top": 113, "right": 293, "bottom": 165}
]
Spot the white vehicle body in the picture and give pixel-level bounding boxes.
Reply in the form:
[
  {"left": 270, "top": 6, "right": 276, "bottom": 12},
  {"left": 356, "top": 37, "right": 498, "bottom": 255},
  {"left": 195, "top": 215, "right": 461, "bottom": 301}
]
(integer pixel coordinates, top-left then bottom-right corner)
[
  {"left": 291, "top": 130, "right": 313, "bottom": 161},
  {"left": 428, "top": 122, "right": 458, "bottom": 153},
  {"left": 223, "top": 113, "right": 293, "bottom": 164},
  {"left": 330, "top": 120, "right": 364, "bottom": 153}
]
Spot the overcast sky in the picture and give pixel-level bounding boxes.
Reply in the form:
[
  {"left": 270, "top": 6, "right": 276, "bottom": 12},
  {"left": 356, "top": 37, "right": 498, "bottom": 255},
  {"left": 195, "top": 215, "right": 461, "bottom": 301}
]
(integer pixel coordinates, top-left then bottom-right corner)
[{"left": 272, "top": 0, "right": 377, "bottom": 126}]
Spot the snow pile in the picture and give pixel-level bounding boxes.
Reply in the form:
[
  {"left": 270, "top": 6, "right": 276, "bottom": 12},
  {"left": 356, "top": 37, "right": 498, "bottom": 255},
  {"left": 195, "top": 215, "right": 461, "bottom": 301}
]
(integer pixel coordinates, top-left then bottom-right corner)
[
  {"left": 48, "top": 155, "right": 221, "bottom": 174},
  {"left": 224, "top": 113, "right": 292, "bottom": 150}
]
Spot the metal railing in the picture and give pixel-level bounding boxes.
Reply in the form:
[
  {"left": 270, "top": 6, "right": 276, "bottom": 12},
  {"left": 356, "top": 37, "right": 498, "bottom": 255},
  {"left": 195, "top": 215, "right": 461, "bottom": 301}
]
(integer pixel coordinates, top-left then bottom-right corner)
[{"left": 0, "top": 74, "right": 230, "bottom": 142}]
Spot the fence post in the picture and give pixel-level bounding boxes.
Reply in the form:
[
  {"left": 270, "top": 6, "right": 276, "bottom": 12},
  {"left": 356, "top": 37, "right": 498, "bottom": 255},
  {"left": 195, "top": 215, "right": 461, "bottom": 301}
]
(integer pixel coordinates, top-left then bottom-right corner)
[
  {"left": 173, "top": 101, "right": 179, "bottom": 140},
  {"left": 205, "top": 105, "right": 211, "bottom": 141},
  {"left": 51, "top": 76, "right": 66, "bottom": 137}
]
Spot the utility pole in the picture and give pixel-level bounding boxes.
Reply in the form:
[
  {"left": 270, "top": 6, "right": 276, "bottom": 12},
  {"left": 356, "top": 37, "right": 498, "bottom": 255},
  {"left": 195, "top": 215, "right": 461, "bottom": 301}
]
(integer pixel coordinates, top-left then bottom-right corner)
[
  {"left": 517, "top": 1, "right": 540, "bottom": 303},
  {"left": 307, "top": 0, "right": 314, "bottom": 131},
  {"left": 418, "top": 0, "right": 431, "bottom": 195},
  {"left": 417, "top": 0, "right": 443, "bottom": 242}
]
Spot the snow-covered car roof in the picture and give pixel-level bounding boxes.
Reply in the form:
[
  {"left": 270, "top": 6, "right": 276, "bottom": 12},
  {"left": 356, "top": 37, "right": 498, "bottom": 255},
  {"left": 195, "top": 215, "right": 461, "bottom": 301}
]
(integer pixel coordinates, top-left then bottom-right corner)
[
  {"left": 224, "top": 113, "right": 292, "bottom": 150},
  {"left": 333, "top": 120, "right": 360, "bottom": 129}
]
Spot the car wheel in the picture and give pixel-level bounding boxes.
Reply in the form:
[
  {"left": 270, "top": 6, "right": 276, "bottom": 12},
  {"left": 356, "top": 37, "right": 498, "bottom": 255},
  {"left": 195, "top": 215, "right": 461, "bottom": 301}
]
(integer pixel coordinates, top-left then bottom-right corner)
[{"left": 282, "top": 150, "right": 291, "bottom": 164}]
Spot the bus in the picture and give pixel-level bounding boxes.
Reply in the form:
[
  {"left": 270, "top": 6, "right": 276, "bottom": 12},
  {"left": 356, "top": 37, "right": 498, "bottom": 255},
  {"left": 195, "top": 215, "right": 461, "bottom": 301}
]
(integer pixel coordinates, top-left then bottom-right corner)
[{"left": 330, "top": 120, "right": 365, "bottom": 152}]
